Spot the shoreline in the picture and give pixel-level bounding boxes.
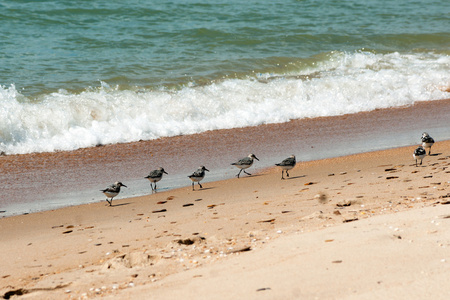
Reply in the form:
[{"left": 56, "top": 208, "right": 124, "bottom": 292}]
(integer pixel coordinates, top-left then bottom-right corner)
[
  {"left": 1, "top": 139, "right": 449, "bottom": 298},
  {"left": 1, "top": 98, "right": 450, "bottom": 217}
]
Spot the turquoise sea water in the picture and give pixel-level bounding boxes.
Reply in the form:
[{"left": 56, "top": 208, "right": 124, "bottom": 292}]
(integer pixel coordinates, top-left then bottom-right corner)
[{"left": 0, "top": 0, "right": 449, "bottom": 154}]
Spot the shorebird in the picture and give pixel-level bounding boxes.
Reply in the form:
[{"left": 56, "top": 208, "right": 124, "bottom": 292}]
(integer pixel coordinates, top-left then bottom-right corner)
[
  {"left": 421, "top": 132, "right": 435, "bottom": 155},
  {"left": 145, "top": 167, "right": 168, "bottom": 193},
  {"left": 276, "top": 155, "right": 296, "bottom": 179},
  {"left": 413, "top": 146, "right": 426, "bottom": 167},
  {"left": 101, "top": 182, "right": 127, "bottom": 206},
  {"left": 188, "top": 166, "right": 209, "bottom": 191},
  {"left": 231, "top": 153, "right": 259, "bottom": 178}
]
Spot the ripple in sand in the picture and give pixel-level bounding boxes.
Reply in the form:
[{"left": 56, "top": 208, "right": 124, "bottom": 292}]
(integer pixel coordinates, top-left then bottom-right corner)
[
  {"left": 228, "top": 246, "right": 251, "bottom": 253},
  {"left": 343, "top": 218, "right": 358, "bottom": 223},
  {"left": 257, "top": 219, "right": 275, "bottom": 223}
]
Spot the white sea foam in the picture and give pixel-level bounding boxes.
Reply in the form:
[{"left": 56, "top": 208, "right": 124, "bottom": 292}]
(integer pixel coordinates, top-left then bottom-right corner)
[{"left": 1, "top": 51, "right": 448, "bottom": 155}]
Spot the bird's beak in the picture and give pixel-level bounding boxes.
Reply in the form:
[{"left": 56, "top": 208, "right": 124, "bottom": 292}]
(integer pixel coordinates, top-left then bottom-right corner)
[
  {"left": 255, "top": 156, "right": 259, "bottom": 161},
  {"left": 205, "top": 168, "right": 210, "bottom": 172},
  {"left": 164, "top": 171, "right": 168, "bottom": 174},
  {"left": 123, "top": 184, "right": 128, "bottom": 188}
]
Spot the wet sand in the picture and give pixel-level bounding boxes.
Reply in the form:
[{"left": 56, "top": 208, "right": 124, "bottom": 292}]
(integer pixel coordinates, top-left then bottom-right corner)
[
  {"left": 1, "top": 98, "right": 450, "bottom": 216},
  {"left": 0, "top": 137, "right": 449, "bottom": 299}
]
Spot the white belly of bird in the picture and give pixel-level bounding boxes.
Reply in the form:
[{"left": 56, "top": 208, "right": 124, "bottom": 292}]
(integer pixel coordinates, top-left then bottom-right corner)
[
  {"left": 236, "top": 163, "right": 252, "bottom": 169},
  {"left": 189, "top": 175, "right": 204, "bottom": 182},
  {"left": 147, "top": 177, "right": 162, "bottom": 183},
  {"left": 413, "top": 153, "right": 426, "bottom": 160},
  {"left": 422, "top": 142, "right": 434, "bottom": 148},
  {"left": 280, "top": 165, "right": 294, "bottom": 170},
  {"left": 103, "top": 191, "right": 119, "bottom": 198}
]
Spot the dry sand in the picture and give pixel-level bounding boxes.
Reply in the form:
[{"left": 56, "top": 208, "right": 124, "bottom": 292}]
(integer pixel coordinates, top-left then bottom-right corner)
[{"left": 1, "top": 139, "right": 450, "bottom": 299}]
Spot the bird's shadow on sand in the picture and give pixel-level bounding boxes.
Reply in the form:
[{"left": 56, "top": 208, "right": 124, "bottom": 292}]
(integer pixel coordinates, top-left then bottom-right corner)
[
  {"left": 285, "top": 175, "right": 307, "bottom": 180},
  {"left": 429, "top": 153, "right": 442, "bottom": 156},
  {"left": 108, "top": 202, "right": 131, "bottom": 207},
  {"left": 198, "top": 187, "right": 215, "bottom": 191},
  {"left": 238, "top": 174, "right": 265, "bottom": 179}
]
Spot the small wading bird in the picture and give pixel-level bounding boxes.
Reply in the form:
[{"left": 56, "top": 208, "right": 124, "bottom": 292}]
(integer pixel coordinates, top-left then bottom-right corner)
[
  {"left": 413, "top": 146, "right": 426, "bottom": 167},
  {"left": 145, "top": 167, "right": 168, "bottom": 193},
  {"left": 421, "top": 132, "right": 435, "bottom": 155},
  {"left": 188, "top": 166, "right": 209, "bottom": 191},
  {"left": 231, "top": 153, "right": 259, "bottom": 178},
  {"left": 101, "top": 182, "right": 127, "bottom": 206},
  {"left": 275, "top": 155, "right": 296, "bottom": 180}
]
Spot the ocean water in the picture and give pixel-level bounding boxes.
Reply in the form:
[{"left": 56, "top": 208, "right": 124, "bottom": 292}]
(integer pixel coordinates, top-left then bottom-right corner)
[{"left": 1, "top": 0, "right": 449, "bottom": 155}]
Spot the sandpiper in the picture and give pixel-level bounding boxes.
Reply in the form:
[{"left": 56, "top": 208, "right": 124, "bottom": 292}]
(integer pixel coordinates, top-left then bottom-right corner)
[
  {"left": 145, "top": 167, "right": 168, "bottom": 193},
  {"left": 413, "top": 146, "right": 426, "bottom": 167},
  {"left": 231, "top": 153, "right": 259, "bottom": 178},
  {"left": 188, "top": 166, "right": 209, "bottom": 190},
  {"left": 421, "top": 132, "right": 435, "bottom": 155},
  {"left": 276, "top": 155, "right": 296, "bottom": 180},
  {"left": 101, "top": 182, "right": 127, "bottom": 206}
]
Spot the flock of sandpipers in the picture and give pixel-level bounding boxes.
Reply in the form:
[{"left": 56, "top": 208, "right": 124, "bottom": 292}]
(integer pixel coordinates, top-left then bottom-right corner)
[{"left": 101, "top": 132, "right": 435, "bottom": 206}]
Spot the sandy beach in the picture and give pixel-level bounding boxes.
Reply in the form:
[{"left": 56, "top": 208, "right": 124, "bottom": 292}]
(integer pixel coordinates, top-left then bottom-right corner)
[
  {"left": 1, "top": 136, "right": 449, "bottom": 299},
  {"left": 2, "top": 1, "right": 449, "bottom": 298}
]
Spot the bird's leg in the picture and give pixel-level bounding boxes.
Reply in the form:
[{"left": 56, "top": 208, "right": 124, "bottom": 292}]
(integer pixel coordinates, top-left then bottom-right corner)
[
  {"left": 192, "top": 182, "right": 195, "bottom": 191},
  {"left": 106, "top": 198, "right": 111, "bottom": 205},
  {"left": 286, "top": 170, "right": 290, "bottom": 177},
  {"left": 243, "top": 170, "right": 251, "bottom": 176},
  {"left": 199, "top": 182, "right": 203, "bottom": 189},
  {"left": 420, "top": 158, "right": 423, "bottom": 165},
  {"left": 154, "top": 182, "right": 157, "bottom": 192},
  {"left": 237, "top": 169, "right": 243, "bottom": 178},
  {"left": 281, "top": 171, "right": 285, "bottom": 180},
  {"left": 415, "top": 159, "right": 418, "bottom": 167}
]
